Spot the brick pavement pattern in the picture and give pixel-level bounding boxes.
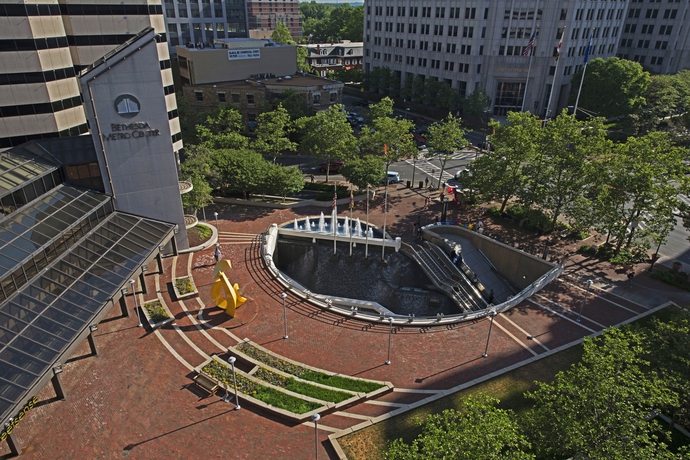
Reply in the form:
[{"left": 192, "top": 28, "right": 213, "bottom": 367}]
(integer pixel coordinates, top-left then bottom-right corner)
[{"left": 2, "top": 185, "right": 686, "bottom": 459}]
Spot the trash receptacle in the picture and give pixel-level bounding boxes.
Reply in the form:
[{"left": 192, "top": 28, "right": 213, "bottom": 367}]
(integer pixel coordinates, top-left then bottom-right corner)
[
  {"left": 406, "top": 180, "right": 411, "bottom": 188},
  {"left": 419, "top": 181, "right": 424, "bottom": 189}
]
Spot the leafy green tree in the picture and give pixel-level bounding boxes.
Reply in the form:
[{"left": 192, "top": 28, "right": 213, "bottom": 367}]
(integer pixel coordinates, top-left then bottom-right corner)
[
  {"left": 365, "top": 96, "right": 393, "bottom": 124},
  {"left": 359, "top": 98, "right": 416, "bottom": 169},
  {"left": 462, "top": 88, "right": 491, "bottom": 117},
  {"left": 296, "top": 104, "right": 358, "bottom": 182},
  {"left": 264, "top": 163, "right": 304, "bottom": 201},
  {"left": 270, "top": 22, "right": 293, "bottom": 44},
  {"left": 469, "top": 112, "right": 542, "bottom": 212},
  {"left": 438, "top": 82, "right": 461, "bottom": 112},
  {"left": 525, "top": 328, "right": 677, "bottom": 460},
  {"left": 210, "top": 149, "right": 268, "bottom": 198},
  {"left": 423, "top": 77, "right": 444, "bottom": 106},
  {"left": 426, "top": 114, "right": 469, "bottom": 188},
  {"left": 401, "top": 74, "right": 415, "bottom": 101},
  {"left": 252, "top": 104, "right": 296, "bottom": 163},
  {"left": 569, "top": 57, "right": 651, "bottom": 118},
  {"left": 175, "top": 91, "right": 201, "bottom": 145},
  {"left": 180, "top": 145, "right": 214, "bottom": 213},
  {"left": 300, "top": 3, "right": 363, "bottom": 42},
  {"left": 385, "top": 394, "right": 534, "bottom": 460},
  {"left": 411, "top": 74, "right": 426, "bottom": 103},
  {"left": 299, "top": 1, "right": 333, "bottom": 20},
  {"left": 525, "top": 111, "right": 609, "bottom": 232},
  {"left": 340, "top": 155, "right": 386, "bottom": 190},
  {"left": 327, "top": 68, "right": 363, "bottom": 83},
  {"left": 296, "top": 45, "right": 312, "bottom": 73},
  {"left": 196, "top": 105, "right": 248, "bottom": 150},
  {"left": 264, "top": 89, "right": 308, "bottom": 121}
]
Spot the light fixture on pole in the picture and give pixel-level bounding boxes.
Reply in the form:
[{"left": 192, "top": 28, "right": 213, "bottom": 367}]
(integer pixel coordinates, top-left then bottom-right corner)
[
  {"left": 280, "top": 292, "right": 288, "bottom": 339},
  {"left": 228, "top": 356, "right": 241, "bottom": 410},
  {"left": 311, "top": 413, "right": 321, "bottom": 460},
  {"left": 577, "top": 279, "right": 594, "bottom": 323},
  {"left": 129, "top": 279, "right": 142, "bottom": 327},
  {"left": 482, "top": 310, "right": 497, "bottom": 358},
  {"left": 214, "top": 211, "right": 219, "bottom": 231},
  {"left": 385, "top": 317, "right": 393, "bottom": 365}
]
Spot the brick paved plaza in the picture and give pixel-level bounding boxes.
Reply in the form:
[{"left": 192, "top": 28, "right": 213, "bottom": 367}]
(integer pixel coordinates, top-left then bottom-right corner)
[{"left": 2, "top": 186, "right": 687, "bottom": 459}]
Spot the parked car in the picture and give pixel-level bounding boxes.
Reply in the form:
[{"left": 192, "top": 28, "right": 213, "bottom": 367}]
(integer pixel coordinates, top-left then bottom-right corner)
[
  {"left": 318, "top": 160, "right": 345, "bottom": 173},
  {"left": 382, "top": 171, "right": 401, "bottom": 184}
]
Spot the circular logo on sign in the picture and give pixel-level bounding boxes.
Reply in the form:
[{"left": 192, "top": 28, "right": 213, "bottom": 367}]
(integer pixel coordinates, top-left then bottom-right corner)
[{"left": 114, "top": 94, "right": 140, "bottom": 118}]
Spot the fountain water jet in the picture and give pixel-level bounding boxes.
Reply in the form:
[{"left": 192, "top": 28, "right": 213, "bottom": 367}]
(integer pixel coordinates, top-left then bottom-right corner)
[{"left": 318, "top": 212, "right": 325, "bottom": 232}]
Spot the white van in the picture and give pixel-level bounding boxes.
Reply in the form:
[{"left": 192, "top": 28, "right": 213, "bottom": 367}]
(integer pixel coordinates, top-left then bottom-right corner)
[{"left": 385, "top": 171, "right": 401, "bottom": 184}]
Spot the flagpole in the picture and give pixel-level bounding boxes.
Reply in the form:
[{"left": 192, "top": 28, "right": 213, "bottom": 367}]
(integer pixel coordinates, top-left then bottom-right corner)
[
  {"left": 545, "top": 26, "right": 565, "bottom": 126},
  {"left": 332, "top": 184, "right": 337, "bottom": 255},
  {"left": 381, "top": 178, "right": 389, "bottom": 262},
  {"left": 365, "top": 183, "right": 369, "bottom": 259},
  {"left": 348, "top": 185, "right": 353, "bottom": 257},
  {"left": 574, "top": 28, "right": 594, "bottom": 115},
  {"left": 521, "top": 38, "right": 536, "bottom": 112}
]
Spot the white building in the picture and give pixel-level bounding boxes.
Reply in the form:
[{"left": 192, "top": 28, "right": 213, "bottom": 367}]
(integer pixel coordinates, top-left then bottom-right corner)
[{"left": 363, "top": 1, "right": 631, "bottom": 118}]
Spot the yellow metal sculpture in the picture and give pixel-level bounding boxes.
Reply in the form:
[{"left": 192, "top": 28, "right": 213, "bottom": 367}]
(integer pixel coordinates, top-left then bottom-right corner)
[{"left": 210, "top": 259, "right": 246, "bottom": 317}]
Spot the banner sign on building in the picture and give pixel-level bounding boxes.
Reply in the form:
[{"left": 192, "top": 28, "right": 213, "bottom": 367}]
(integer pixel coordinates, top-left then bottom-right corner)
[{"left": 228, "top": 49, "right": 261, "bottom": 60}]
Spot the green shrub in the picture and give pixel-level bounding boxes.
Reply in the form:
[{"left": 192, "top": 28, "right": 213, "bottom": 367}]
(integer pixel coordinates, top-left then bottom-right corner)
[
  {"left": 253, "top": 367, "right": 352, "bottom": 403},
  {"left": 610, "top": 249, "right": 634, "bottom": 266},
  {"left": 596, "top": 242, "right": 616, "bottom": 260},
  {"left": 143, "top": 300, "right": 169, "bottom": 322},
  {"left": 175, "top": 277, "right": 195, "bottom": 295},
  {"left": 486, "top": 206, "right": 501, "bottom": 217},
  {"left": 195, "top": 224, "right": 212, "bottom": 239},
  {"left": 578, "top": 244, "right": 591, "bottom": 254},
  {"left": 650, "top": 270, "right": 690, "bottom": 291},
  {"left": 572, "top": 229, "right": 590, "bottom": 240}
]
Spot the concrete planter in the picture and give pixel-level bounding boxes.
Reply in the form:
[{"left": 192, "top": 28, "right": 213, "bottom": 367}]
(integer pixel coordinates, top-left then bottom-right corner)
[
  {"left": 194, "top": 356, "right": 330, "bottom": 422},
  {"left": 141, "top": 297, "right": 175, "bottom": 329},
  {"left": 231, "top": 339, "right": 394, "bottom": 401},
  {"left": 172, "top": 276, "right": 198, "bottom": 300}
]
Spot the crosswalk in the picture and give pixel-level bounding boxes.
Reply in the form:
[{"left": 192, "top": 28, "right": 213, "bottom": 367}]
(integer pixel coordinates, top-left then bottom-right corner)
[{"left": 405, "top": 149, "right": 478, "bottom": 184}]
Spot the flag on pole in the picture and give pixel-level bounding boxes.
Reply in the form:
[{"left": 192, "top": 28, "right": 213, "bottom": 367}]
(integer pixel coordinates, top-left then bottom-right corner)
[
  {"left": 383, "top": 144, "right": 388, "bottom": 156},
  {"left": 584, "top": 30, "right": 593, "bottom": 64},
  {"left": 522, "top": 31, "right": 536, "bottom": 56},
  {"left": 382, "top": 195, "right": 387, "bottom": 212},
  {"left": 332, "top": 187, "right": 337, "bottom": 210},
  {"left": 349, "top": 189, "right": 354, "bottom": 210},
  {"left": 555, "top": 34, "right": 563, "bottom": 61}
]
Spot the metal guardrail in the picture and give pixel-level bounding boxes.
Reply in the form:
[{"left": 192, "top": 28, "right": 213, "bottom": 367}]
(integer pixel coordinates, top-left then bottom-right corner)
[{"left": 260, "top": 225, "right": 564, "bottom": 327}]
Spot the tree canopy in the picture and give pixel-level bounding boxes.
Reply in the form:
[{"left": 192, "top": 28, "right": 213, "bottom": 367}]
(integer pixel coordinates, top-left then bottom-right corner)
[
  {"left": 301, "top": 2, "right": 363, "bottom": 43},
  {"left": 426, "top": 114, "right": 469, "bottom": 187},
  {"left": 251, "top": 104, "right": 296, "bottom": 162}
]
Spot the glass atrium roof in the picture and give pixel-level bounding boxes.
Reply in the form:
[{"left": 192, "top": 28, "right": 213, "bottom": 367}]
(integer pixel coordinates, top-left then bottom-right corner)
[
  {"left": 0, "top": 186, "right": 110, "bottom": 279},
  {"left": 0, "top": 211, "right": 174, "bottom": 422},
  {"left": 0, "top": 147, "right": 58, "bottom": 197}
]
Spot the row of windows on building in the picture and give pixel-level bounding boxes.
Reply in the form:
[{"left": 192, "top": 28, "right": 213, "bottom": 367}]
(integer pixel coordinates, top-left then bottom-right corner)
[
  {"left": 620, "top": 38, "right": 670, "bottom": 49},
  {"left": 624, "top": 23, "right": 675, "bottom": 34},
  {"left": 370, "top": 6, "right": 487, "bottom": 20},
  {"left": 163, "top": 0, "right": 246, "bottom": 20},
  {"left": 167, "top": 22, "right": 246, "bottom": 44},
  {"left": 194, "top": 91, "right": 337, "bottom": 105},
  {"left": 309, "top": 58, "right": 361, "bottom": 66},
  {"left": 619, "top": 53, "right": 666, "bottom": 66},
  {"left": 627, "top": 7, "right": 679, "bottom": 19}
]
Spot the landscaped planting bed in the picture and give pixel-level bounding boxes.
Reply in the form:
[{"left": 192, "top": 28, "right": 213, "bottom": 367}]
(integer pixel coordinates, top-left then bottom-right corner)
[
  {"left": 172, "top": 276, "right": 198, "bottom": 300},
  {"left": 236, "top": 341, "right": 385, "bottom": 393},
  {"left": 202, "top": 360, "right": 322, "bottom": 415},
  {"left": 141, "top": 298, "right": 174, "bottom": 328},
  {"left": 252, "top": 367, "right": 353, "bottom": 404}
]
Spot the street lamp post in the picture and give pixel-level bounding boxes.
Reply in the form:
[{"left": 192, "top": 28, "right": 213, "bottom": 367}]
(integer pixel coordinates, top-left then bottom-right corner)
[
  {"left": 214, "top": 211, "right": 219, "bottom": 231},
  {"left": 385, "top": 317, "right": 393, "bottom": 365},
  {"left": 129, "top": 279, "right": 142, "bottom": 327},
  {"left": 311, "top": 413, "right": 321, "bottom": 459},
  {"left": 577, "top": 280, "right": 594, "bottom": 323},
  {"left": 482, "top": 310, "right": 497, "bottom": 358},
  {"left": 281, "top": 292, "right": 288, "bottom": 339},
  {"left": 228, "top": 356, "right": 241, "bottom": 410}
]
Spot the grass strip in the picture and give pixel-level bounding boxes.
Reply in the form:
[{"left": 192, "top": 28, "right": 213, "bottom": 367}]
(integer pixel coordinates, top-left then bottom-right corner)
[
  {"left": 253, "top": 367, "right": 353, "bottom": 403},
  {"left": 237, "top": 342, "right": 384, "bottom": 393},
  {"left": 203, "top": 361, "right": 321, "bottom": 414}
]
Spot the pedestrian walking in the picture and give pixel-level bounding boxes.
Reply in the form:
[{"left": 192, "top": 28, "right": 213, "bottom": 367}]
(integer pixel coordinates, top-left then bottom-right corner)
[
  {"left": 310, "top": 174, "right": 315, "bottom": 183},
  {"left": 425, "top": 177, "right": 429, "bottom": 188},
  {"left": 214, "top": 244, "right": 222, "bottom": 263},
  {"left": 424, "top": 196, "right": 431, "bottom": 208},
  {"left": 627, "top": 271, "right": 634, "bottom": 287},
  {"left": 417, "top": 224, "right": 422, "bottom": 239},
  {"left": 412, "top": 222, "right": 418, "bottom": 236}
]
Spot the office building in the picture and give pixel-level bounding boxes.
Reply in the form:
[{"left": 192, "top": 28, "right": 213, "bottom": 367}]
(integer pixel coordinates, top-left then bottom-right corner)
[
  {"left": 363, "top": 1, "right": 630, "bottom": 117},
  {"left": 246, "top": 0, "right": 302, "bottom": 39},
  {"left": 162, "top": 0, "right": 249, "bottom": 55},
  {"left": 617, "top": 1, "right": 690, "bottom": 74},
  {"left": 0, "top": 0, "right": 181, "bottom": 156}
]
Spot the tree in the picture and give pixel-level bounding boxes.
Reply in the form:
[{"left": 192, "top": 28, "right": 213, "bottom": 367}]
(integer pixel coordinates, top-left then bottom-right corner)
[
  {"left": 365, "top": 96, "right": 393, "bottom": 124},
  {"left": 525, "top": 111, "right": 609, "bottom": 232},
  {"left": 210, "top": 149, "right": 268, "bottom": 198},
  {"left": 180, "top": 145, "right": 214, "bottom": 214},
  {"left": 525, "top": 328, "right": 677, "bottom": 460},
  {"left": 296, "top": 104, "right": 358, "bottom": 182},
  {"left": 264, "top": 89, "right": 308, "bottom": 121},
  {"left": 296, "top": 45, "right": 312, "bottom": 73},
  {"left": 462, "top": 88, "right": 491, "bottom": 117},
  {"left": 385, "top": 394, "right": 534, "bottom": 460},
  {"left": 569, "top": 57, "right": 651, "bottom": 118},
  {"left": 264, "top": 163, "right": 304, "bottom": 202},
  {"left": 359, "top": 98, "right": 416, "bottom": 168},
  {"left": 340, "top": 155, "right": 386, "bottom": 190},
  {"left": 426, "top": 114, "right": 469, "bottom": 188},
  {"left": 175, "top": 92, "right": 201, "bottom": 146},
  {"left": 270, "top": 22, "right": 293, "bottom": 44},
  {"left": 252, "top": 104, "right": 296, "bottom": 163},
  {"left": 469, "top": 111, "right": 542, "bottom": 212},
  {"left": 196, "top": 105, "right": 248, "bottom": 150},
  {"left": 327, "top": 68, "right": 363, "bottom": 83}
]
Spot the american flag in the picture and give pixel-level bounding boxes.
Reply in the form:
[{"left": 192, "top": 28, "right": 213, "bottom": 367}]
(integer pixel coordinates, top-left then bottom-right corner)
[
  {"left": 382, "top": 195, "right": 387, "bottom": 212},
  {"left": 332, "top": 187, "right": 337, "bottom": 210},
  {"left": 555, "top": 34, "right": 564, "bottom": 61},
  {"left": 349, "top": 190, "right": 354, "bottom": 210},
  {"left": 522, "top": 31, "right": 536, "bottom": 56}
]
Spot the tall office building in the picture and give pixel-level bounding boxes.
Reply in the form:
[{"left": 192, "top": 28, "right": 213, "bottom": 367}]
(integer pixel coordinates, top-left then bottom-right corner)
[
  {"left": 162, "top": 0, "right": 249, "bottom": 55},
  {"left": 246, "top": 0, "right": 301, "bottom": 39},
  {"left": 1, "top": 0, "right": 181, "bottom": 155},
  {"left": 363, "top": 1, "right": 630, "bottom": 117},
  {"left": 617, "top": 1, "right": 690, "bottom": 75}
]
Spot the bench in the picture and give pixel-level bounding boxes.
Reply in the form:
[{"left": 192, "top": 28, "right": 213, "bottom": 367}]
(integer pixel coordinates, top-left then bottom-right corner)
[{"left": 193, "top": 373, "right": 219, "bottom": 395}]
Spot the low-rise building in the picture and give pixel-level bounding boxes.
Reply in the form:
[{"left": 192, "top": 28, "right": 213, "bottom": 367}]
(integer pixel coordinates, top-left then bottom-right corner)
[{"left": 304, "top": 42, "right": 364, "bottom": 77}]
